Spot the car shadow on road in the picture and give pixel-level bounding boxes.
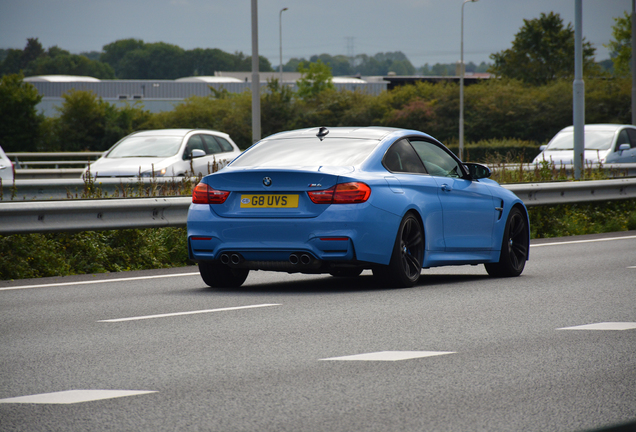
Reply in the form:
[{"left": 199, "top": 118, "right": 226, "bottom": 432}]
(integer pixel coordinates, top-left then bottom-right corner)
[{"left": 183, "top": 271, "right": 492, "bottom": 296}]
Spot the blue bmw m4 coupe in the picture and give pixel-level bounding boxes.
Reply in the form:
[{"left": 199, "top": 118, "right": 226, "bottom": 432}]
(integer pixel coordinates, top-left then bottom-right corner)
[{"left": 187, "top": 127, "right": 529, "bottom": 288}]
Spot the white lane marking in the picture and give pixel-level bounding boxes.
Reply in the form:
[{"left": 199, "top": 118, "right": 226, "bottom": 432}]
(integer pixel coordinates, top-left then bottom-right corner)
[
  {"left": 0, "top": 390, "right": 157, "bottom": 404},
  {"left": 0, "top": 272, "right": 200, "bottom": 292},
  {"left": 531, "top": 235, "right": 636, "bottom": 248},
  {"left": 557, "top": 322, "right": 636, "bottom": 331},
  {"left": 320, "top": 351, "right": 455, "bottom": 361},
  {"left": 98, "top": 303, "right": 281, "bottom": 322}
]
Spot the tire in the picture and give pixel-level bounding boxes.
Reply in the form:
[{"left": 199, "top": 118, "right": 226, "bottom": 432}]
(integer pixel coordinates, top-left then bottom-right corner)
[
  {"left": 198, "top": 261, "right": 249, "bottom": 288},
  {"left": 485, "top": 207, "right": 529, "bottom": 277},
  {"left": 373, "top": 213, "right": 424, "bottom": 288}
]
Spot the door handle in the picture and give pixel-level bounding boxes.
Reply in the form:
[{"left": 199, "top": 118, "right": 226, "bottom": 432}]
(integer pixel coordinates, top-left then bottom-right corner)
[{"left": 441, "top": 184, "right": 452, "bottom": 192}]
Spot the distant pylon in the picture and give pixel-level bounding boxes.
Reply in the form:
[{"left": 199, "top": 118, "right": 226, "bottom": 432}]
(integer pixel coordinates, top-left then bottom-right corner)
[{"left": 346, "top": 36, "right": 355, "bottom": 63}]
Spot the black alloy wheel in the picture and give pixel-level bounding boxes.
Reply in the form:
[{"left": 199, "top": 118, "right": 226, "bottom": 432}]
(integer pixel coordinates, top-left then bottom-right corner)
[
  {"left": 485, "top": 207, "right": 529, "bottom": 277},
  {"left": 198, "top": 261, "right": 249, "bottom": 288},
  {"left": 373, "top": 213, "right": 424, "bottom": 288}
]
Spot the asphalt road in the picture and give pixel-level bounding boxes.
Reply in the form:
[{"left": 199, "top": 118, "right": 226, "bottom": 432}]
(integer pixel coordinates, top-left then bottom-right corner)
[{"left": 1, "top": 232, "right": 635, "bottom": 432}]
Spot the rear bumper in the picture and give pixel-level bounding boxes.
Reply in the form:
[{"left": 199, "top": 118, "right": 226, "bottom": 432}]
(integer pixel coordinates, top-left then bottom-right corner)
[{"left": 187, "top": 202, "right": 399, "bottom": 265}]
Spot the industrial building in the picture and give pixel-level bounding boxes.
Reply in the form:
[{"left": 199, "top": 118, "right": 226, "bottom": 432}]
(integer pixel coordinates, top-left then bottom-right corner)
[
  {"left": 24, "top": 72, "right": 490, "bottom": 117},
  {"left": 24, "top": 73, "right": 389, "bottom": 117}
]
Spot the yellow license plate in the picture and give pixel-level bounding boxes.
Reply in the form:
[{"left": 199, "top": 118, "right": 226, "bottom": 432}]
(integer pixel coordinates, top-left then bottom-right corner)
[{"left": 240, "top": 194, "right": 299, "bottom": 208}]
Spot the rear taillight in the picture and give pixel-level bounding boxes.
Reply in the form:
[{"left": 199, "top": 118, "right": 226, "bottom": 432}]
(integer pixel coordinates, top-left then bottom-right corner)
[
  {"left": 192, "top": 182, "right": 230, "bottom": 204},
  {"left": 308, "top": 182, "right": 371, "bottom": 204}
]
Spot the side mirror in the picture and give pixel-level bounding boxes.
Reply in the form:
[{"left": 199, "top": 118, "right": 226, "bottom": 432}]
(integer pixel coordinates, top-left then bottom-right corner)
[
  {"left": 464, "top": 163, "right": 491, "bottom": 180},
  {"left": 191, "top": 149, "right": 206, "bottom": 159},
  {"left": 618, "top": 143, "right": 630, "bottom": 153},
  {"left": 539, "top": 145, "right": 547, "bottom": 152}
]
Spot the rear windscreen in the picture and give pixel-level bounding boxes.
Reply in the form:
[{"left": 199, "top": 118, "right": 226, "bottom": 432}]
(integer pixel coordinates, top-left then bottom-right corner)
[
  {"left": 230, "top": 138, "right": 380, "bottom": 167},
  {"left": 547, "top": 130, "right": 615, "bottom": 151}
]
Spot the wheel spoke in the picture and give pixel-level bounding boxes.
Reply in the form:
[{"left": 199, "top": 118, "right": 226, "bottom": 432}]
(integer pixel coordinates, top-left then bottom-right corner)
[
  {"left": 404, "top": 252, "right": 420, "bottom": 277},
  {"left": 509, "top": 249, "right": 520, "bottom": 269},
  {"left": 402, "top": 220, "right": 414, "bottom": 241},
  {"left": 510, "top": 216, "right": 525, "bottom": 239},
  {"left": 405, "top": 230, "right": 423, "bottom": 249},
  {"left": 512, "top": 242, "right": 527, "bottom": 258}
]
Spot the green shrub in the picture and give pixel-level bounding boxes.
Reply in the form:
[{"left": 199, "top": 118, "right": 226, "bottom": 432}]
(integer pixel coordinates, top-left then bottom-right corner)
[
  {"left": 0, "top": 228, "right": 190, "bottom": 280},
  {"left": 529, "top": 200, "right": 636, "bottom": 238}
]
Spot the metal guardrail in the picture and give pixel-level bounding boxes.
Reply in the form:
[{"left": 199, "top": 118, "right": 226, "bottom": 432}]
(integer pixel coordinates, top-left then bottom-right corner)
[
  {"left": 489, "top": 162, "right": 636, "bottom": 177},
  {"left": 2, "top": 177, "right": 197, "bottom": 201},
  {"left": 8, "top": 152, "right": 102, "bottom": 179},
  {"left": 14, "top": 168, "right": 87, "bottom": 180},
  {"left": 0, "top": 197, "right": 190, "bottom": 234},
  {"left": 7, "top": 152, "right": 104, "bottom": 169},
  {"left": 506, "top": 178, "right": 636, "bottom": 205},
  {"left": 0, "top": 178, "right": 634, "bottom": 235}
]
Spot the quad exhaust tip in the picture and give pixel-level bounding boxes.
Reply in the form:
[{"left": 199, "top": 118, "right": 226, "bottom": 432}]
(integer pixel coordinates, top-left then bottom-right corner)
[
  {"left": 289, "top": 253, "right": 314, "bottom": 265},
  {"left": 220, "top": 253, "right": 244, "bottom": 265},
  {"left": 221, "top": 252, "right": 315, "bottom": 267}
]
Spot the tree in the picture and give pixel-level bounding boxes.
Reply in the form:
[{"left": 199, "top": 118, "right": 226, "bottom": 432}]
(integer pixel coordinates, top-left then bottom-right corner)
[
  {"left": 489, "top": 12, "right": 597, "bottom": 85},
  {"left": 101, "top": 39, "right": 145, "bottom": 77},
  {"left": 186, "top": 48, "right": 237, "bottom": 75},
  {"left": 232, "top": 51, "right": 273, "bottom": 72},
  {"left": 606, "top": 11, "right": 631, "bottom": 76},
  {"left": 284, "top": 57, "right": 307, "bottom": 72},
  {"left": 309, "top": 54, "right": 352, "bottom": 76},
  {"left": 0, "top": 39, "right": 113, "bottom": 79},
  {"left": 21, "top": 38, "right": 45, "bottom": 68},
  {"left": 296, "top": 60, "right": 335, "bottom": 99},
  {"left": 117, "top": 42, "right": 187, "bottom": 79},
  {"left": 47, "top": 90, "right": 150, "bottom": 151},
  {"left": 0, "top": 38, "right": 45, "bottom": 76},
  {"left": 26, "top": 46, "right": 115, "bottom": 79},
  {"left": 261, "top": 79, "right": 295, "bottom": 137},
  {"left": 0, "top": 74, "right": 43, "bottom": 152}
]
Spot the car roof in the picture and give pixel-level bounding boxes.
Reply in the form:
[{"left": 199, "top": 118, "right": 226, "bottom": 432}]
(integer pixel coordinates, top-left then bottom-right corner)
[
  {"left": 265, "top": 126, "right": 403, "bottom": 141},
  {"left": 130, "top": 129, "right": 224, "bottom": 137},
  {"left": 559, "top": 124, "right": 635, "bottom": 132}
]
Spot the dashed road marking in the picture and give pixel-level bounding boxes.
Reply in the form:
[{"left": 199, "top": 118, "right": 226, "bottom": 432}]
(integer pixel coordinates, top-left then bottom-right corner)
[
  {"left": 557, "top": 322, "right": 636, "bottom": 331},
  {"left": 0, "top": 390, "right": 157, "bottom": 404},
  {"left": 531, "top": 235, "right": 636, "bottom": 248},
  {"left": 320, "top": 351, "right": 455, "bottom": 361},
  {"left": 98, "top": 303, "right": 281, "bottom": 322},
  {"left": 0, "top": 272, "right": 200, "bottom": 291}
]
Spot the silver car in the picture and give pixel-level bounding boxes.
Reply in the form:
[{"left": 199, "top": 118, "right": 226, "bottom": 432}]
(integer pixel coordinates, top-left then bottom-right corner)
[
  {"left": 0, "top": 146, "right": 14, "bottom": 184},
  {"left": 84, "top": 129, "right": 243, "bottom": 178},
  {"left": 533, "top": 124, "right": 636, "bottom": 165}
]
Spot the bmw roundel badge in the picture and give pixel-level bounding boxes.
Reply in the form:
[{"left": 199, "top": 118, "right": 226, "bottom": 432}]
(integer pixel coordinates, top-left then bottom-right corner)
[{"left": 263, "top": 177, "right": 272, "bottom": 187}]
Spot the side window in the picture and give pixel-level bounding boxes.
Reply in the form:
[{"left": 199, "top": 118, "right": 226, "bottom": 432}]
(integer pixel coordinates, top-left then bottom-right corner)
[
  {"left": 624, "top": 129, "right": 636, "bottom": 149},
  {"left": 183, "top": 135, "right": 207, "bottom": 159},
  {"left": 201, "top": 135, "right": 223, "bottom": 154},
  {"left": 410, "top": 139, "right": 463, "bottom": 178},
  {"left": 616, "top": 130, "right": 631, "bottom": 151},
  {"left": 382, "top": 139, "right": 427, "bottom": 174},
  {"left": 214, "top": 136, "right": 235, "bottom": 152}
]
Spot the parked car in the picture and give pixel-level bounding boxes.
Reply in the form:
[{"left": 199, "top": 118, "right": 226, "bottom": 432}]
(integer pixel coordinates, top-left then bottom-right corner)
[
  {"left": 0, "top": 145, "right": 14, "bottom": 184},
  {"left": 532, "top": 124, "right": 636, "bottom": 165},
  {"left": 83, "top": 129, "right": 243, "bottom": 178},
  {"left": 187, "top": 127, "right": 530, "bottom": 288}
]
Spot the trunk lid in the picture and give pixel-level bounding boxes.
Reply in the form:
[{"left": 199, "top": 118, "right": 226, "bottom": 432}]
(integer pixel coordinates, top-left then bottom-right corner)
[{"left": 205, "top": 167, "right": 348, "bottom": 218}]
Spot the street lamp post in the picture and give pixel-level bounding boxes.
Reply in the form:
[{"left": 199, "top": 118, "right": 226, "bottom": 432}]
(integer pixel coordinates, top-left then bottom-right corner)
[
  {"left": 251, "top": 0, "right": 260, "bottom": 143},
  {"left": 279, "top": 7, "right": 288, "bottom": 84},
  {"left": 459, "top": 0, "right": 478, "bottom": 161}
]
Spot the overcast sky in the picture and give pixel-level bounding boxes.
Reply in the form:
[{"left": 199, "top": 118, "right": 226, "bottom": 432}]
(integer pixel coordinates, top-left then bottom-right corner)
[{"left": 0, "top": 0, "right": 631, "bottom": 68}]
